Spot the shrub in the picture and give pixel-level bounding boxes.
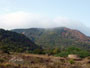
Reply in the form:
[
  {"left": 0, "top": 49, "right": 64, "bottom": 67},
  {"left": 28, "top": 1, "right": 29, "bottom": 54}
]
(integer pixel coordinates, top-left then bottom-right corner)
[
  {"left": 55, "top": 51, "right": 69, "bottom": 57},
  {"left": 32, "top": 49, "right": 43, "bottom": 54},
  {"left": 76, "top": 50, "right": 90, "bottom": 58},
  {"left": 4, "top": 63, "right": 12, "bottom": 67},
  {"left": 69, "top": 59, "right": 75, "bottom": 64},
  {"left": 0, "top": 58, "right": 5, "bottom": 63},
  {"left": 55, "top": 46, "right": 90, "bottom": 58},
  {"left": 87, "top": 56, "right": 90, "bottom": 59}
]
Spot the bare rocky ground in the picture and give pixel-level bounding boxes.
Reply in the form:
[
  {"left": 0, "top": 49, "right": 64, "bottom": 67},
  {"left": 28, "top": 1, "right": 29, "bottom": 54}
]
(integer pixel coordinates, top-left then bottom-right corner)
[{"left": 0, "top": 53, "right": 90, "bottom": 68}]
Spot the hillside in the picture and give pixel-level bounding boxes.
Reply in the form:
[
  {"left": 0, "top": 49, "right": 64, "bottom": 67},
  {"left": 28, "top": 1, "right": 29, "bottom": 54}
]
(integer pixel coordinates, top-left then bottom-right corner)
[
  {"left": 12, "top": 27, "right": 90, "bottom": 50},
  {"left": 0, "top": 29, "right": 41, "bottom": 53},
  {"left": 0, "top": 52, "right": 90, "bottom": 68}
]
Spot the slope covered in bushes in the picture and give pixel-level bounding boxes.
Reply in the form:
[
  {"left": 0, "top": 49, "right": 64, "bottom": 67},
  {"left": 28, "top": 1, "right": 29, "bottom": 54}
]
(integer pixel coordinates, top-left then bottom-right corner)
[{"left": 0, "top": 29, "right": 41, "bottom": 53}]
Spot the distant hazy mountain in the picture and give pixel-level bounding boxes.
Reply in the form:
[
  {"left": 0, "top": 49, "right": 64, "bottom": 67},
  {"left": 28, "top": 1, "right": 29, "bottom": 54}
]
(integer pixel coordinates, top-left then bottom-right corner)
[
  {"left": 12, "top": 27, "right": 90, "bottom": 50},
  {"left": 0, "top": 29, "right": 41, "bottom": 52}
]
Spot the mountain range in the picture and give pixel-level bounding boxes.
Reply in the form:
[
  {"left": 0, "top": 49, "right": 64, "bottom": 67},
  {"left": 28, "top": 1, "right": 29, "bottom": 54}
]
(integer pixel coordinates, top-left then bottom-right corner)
[{"left": 12, "top": 27, "right": 90, "bottom": 50}]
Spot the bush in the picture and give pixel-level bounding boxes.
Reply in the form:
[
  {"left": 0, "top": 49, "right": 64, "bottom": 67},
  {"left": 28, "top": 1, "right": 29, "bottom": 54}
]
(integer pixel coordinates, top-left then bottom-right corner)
[
  {"left": 55, "top": 51, "right": 69, "bottom": 57},
  {"left": 69, "top": 59, "right": 75, "bottom": 64},
  {"left": 4, "top": 63, "right": 12, "bottom": 67},
  {"left": 87, "top": 56, "right": 90, "bottom": 59},
  {"left": 55, "top": 46, "right": 90, "bottom": 58},
  {"left": 76, "top": 50, "right": 90, "bottom": 58},
  {"left": 32, "top": 49, "right": 44, "bottom": 54},
  {"left": 0, "top": 58, "right": 5, "bottom": 63}
]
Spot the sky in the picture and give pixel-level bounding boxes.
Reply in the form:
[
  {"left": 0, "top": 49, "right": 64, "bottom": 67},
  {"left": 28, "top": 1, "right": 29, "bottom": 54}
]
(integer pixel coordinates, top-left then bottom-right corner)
[{"left": 0, "top": 0, "right": 90, "bottom": 36}]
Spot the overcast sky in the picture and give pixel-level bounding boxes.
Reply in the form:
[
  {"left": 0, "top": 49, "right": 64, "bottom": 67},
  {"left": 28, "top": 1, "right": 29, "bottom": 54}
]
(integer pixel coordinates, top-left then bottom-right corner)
[{"left": 0, "top": 0, "right": 90, "bottom": 36}]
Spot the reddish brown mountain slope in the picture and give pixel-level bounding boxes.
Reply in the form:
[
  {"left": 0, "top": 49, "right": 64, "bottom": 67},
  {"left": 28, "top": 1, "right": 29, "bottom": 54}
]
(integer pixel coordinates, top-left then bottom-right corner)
[{"left": 62, "top": 28, "right": 90, "bottom": 42}]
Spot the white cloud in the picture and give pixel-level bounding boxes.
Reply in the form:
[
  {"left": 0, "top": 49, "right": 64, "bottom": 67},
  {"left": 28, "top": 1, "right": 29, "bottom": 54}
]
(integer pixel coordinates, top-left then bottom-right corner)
[{"left": 0, "top": 11, "right": 90, "bottom": 36}]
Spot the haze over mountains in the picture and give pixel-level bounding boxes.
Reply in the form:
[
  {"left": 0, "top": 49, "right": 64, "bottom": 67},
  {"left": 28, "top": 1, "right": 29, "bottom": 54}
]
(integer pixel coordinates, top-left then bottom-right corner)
[
  {"left": 12, "top": 27, "right": 90, "bottom": 50},
  {"left": 0, "top": 11, "right": 90, "bottom": 36}
]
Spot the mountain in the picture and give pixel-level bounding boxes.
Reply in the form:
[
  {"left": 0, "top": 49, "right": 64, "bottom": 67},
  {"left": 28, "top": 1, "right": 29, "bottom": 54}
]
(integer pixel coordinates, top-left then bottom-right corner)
[
  {"left": 12, "top": 27, "right": 90, "bottom": 50},
  {"left": 0, "top": 29, "right": 41, "bottom": 53}
]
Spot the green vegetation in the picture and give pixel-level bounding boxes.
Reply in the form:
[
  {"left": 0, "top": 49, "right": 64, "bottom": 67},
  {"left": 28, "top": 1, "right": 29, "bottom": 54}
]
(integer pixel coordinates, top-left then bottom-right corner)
[
  {"left": 0, "top": 29, "right": 41, "bottom": 53},
  {"left": 69, "top": 59, "right": 75, "bottom": 64},
  {"left": 13, "top": 27, "right": 90, "bottom": 50},
  {"left": 30, "top": 46, "right": 90, "bottom": 58},
  {"left": 55, "top": 47, "right": 90, "bottom": 58},
  {"left": 0, "top": 29, "right": 89, "bottom": 59},
  {"left": 0, "top": 28, "right": 90, "bottom": 68},
  {"left": 12, "top": 27, "right": 90, "bottom": 58},
  {"left": 0, "top": 58, "right": 5, "bottom": 63}
]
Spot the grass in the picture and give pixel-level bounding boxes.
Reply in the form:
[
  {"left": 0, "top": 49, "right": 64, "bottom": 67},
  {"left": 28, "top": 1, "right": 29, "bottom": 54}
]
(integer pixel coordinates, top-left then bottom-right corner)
[
  {"left": 69, "top": 59, "right": 75, "bottom": 64},
  {"left": 0, "top": 52, "right": 90, "bottom": 68}
]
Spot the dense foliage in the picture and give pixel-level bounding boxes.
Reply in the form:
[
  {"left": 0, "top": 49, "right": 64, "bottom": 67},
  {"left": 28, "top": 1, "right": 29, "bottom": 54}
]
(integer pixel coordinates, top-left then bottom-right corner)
[
  {"left": 0, "top": 29, "right": 41, "bottom": 53},
  {"left": 33, "top": 46, "right": 90, "bottom": 58},
  {"left": 55, "top": 47, "right": 90, "bottom": 58}
]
